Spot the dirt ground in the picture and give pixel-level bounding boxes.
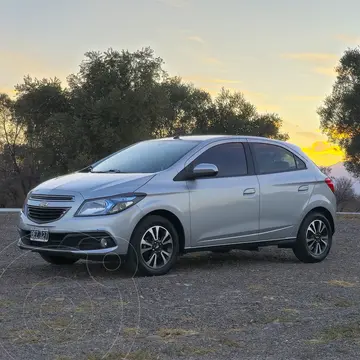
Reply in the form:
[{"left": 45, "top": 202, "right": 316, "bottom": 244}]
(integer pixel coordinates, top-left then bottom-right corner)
[{"left": 1, "top": 213, "right": 360, "bottom": 360}]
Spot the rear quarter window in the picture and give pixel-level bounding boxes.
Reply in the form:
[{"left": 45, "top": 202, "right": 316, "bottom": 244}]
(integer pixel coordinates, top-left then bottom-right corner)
[{"left": 252, "top": 143, "right": 307, "bottom": 174}]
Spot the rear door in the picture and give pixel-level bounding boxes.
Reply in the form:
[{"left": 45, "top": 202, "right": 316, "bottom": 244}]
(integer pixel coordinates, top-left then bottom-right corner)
[
  {"left": 249, "top": 141, "right": 316, "bottom": 241},
  {"left": 186, "top": 140, "right": 260, "bottom": 247}
]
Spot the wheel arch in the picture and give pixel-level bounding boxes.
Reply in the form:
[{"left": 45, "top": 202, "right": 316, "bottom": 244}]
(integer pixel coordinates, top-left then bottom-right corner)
[
  {"left": 131, "top": 209, "right": 186, "bottom": 254},
  {"left": 299, "top": 206, "right": 335, "bottom": 236}
]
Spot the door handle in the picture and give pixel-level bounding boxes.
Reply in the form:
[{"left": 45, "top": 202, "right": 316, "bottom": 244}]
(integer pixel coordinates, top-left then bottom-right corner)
[
  {"left": 298, "top": 185, "right": 309, "bottom": 192},
  {"left": 243, "top": 188, "right": 256, "bottom": 195}
]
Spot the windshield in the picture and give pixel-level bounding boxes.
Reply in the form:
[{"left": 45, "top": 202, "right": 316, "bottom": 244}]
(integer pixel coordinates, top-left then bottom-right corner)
[{"left": 91, "top": 140, "right": 201, "bottom": 173}]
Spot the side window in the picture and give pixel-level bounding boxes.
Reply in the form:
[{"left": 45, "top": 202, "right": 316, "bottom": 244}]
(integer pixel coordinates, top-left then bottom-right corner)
[
  {"left": 252, "top": 143, "right": 306, "bottom": 174},
  {"left": 192, "top": 143, "right": 248, "bottom": 177},
  {"left": 295, "top": 156, "right": 306, "bottom": 169}
]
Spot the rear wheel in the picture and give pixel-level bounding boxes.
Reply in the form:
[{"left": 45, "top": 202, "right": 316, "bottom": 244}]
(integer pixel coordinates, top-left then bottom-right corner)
[
  {"left": 293, "top": 212, "right": 332, "bottom": 263},
  {"left": 40, "top": 253, "right": 79, "bottom": 265},
  {"left": 127, "top": 215, "right": 179, "bottom": 276}
]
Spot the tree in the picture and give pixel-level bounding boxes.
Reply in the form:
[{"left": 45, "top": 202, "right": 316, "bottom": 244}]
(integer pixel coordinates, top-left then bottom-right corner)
[
  {"left": 0, "top": 46, "right": 289, "bottom": 206},
  {"left": 0, "top": 94, "right": 36, "bottom": 206},
  {"left": 319, "top": 166, "right": 332, "bottom": 177},
  {"left": 334, "top": 176, "right": 356, "bottom": 211},
  {"left": 318, "top": 47, "right": 360, "bottom": 178},
  {"left": 66, "top": 47, "right": 168, "bottom": 163},
  {"left": 14, "top": 76, "right": 72, "bottom": 178},
  {"left": 206, "top": 89, "right": 288, "bottom": 140}
]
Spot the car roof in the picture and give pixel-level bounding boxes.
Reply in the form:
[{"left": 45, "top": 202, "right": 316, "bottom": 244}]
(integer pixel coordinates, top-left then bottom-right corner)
[
  {"left": 158, "top": 134, "right": 290, "bottom": 146},
  {"left": 156, "top": 135, "right": 308, "bottom": 158}
]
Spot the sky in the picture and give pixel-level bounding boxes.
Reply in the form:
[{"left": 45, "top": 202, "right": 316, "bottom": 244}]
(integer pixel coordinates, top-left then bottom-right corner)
[{"left": 1, "top": 0, "right": 359, "bottom": 166}]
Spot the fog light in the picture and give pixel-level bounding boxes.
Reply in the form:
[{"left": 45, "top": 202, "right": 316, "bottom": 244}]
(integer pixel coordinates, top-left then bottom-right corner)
[{"left": 100, "top": 238, "right": 108, "bottom": 248}]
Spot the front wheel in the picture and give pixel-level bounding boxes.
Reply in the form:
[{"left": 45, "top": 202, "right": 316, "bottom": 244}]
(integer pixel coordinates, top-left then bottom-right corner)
[
  {"left": 40, "top": 253, "right": 79, "bottom": 265},
  {"left": 292, "top": 212, "right": 332, "bottom": 263},
  {"left": 127, "top": 215, "right": 179, "bottom": 276}
]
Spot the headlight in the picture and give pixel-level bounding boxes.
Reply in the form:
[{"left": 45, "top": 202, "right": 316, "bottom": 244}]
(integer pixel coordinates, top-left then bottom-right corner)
[{"left": 75, "top": 194, "right": 145, "bottom": 217}]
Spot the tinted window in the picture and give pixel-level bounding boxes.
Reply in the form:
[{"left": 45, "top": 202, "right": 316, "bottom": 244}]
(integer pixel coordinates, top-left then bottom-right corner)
[
  {"left": 192, "top": 143, "right": 248, "bottom": 177},
  {"left": 252, "top": 143, "right": 304, "bottom": 174},
  {"left": 295, "top": 156, "right": 306, "bottom": 169},
  {"left": 92, "top": 140, "right": 200, "bottom": 173}
]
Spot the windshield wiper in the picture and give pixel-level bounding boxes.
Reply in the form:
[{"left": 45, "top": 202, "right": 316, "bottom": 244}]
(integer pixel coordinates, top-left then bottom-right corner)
[
  {"left": 91, "top": 169, "right": 123, "bottom": 173},
  {"left": 78, "top": 165, "right": 93, "bottom": 173}
]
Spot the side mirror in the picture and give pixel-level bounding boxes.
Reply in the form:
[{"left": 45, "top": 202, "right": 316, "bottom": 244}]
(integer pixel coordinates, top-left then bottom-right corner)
[{"left": 191, "top": 163, "right": 218, "bottom": 179}]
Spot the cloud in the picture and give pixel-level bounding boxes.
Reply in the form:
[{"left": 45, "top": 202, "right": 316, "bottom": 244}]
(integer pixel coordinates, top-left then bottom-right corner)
[
  {"left": 304, "top": 141, "right": 343, "bottom": 153},
  {"left": 281, "top": 53, "right": 337, "bottom": 61},
  {"left": 335, "top": 34, "right": 360, "bottom": 43},
  {"left": 313, "top": 66, "right": 336, "bottom": 76},
  {"left": 0, "top": 88, "right": 16, "bottom": 97},
  {"left": 286, "top": 95, "right": 323, "bottom": 102},
  {"left": 182, "top": 75, "right": 241, "bottom": 85},
  {"left": 282, "top": 52, "right": 338, "bottom": 78},
  {"left": 202, "top": 57, "right": 222, "bottom": 65},
  {"left": 0, "top": 51, "right": 44, "bottom": 73},
  {"left": 156, "top": 0, "right": 189, "bottom": 7},
  {"left": 187, "top": 36, "right": 204, "bottom": 44},
  {"left": 295, "top": 131, "right": 324, "bottom": 140},
  {"left": 256, "top": 104, "right": 281, "bottom": 113},
  {"left": 302, "top": 141, "right": 344, "bottom": 166},
  {"left": 240, "top": 89, "right": 268, "bottom": 101},
  {"left": 0, "top": 51, "right": 68, "bottom": 84},
  {"left": 211, "top": 78, "right": 240, "bottom": 84}
]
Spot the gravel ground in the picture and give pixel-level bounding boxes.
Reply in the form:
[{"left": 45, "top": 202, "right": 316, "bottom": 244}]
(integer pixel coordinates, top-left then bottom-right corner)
[{"left": 1, "top": 213, "right": 360, "bottom": 360}]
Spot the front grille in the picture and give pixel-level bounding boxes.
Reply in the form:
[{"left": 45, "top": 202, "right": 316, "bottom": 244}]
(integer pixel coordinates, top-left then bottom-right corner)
[
  {"left": 20, "top": 230, "right": 116, "bottom": 250},
  {"left": 27, "top": 205, "right": 69, "bottom": 223},
  {"left": 30, "top": 194, "right": 74, "bottom": 202}
]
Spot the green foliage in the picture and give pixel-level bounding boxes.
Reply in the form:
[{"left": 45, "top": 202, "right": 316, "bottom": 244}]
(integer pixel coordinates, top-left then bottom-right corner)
[
  {"left": 0, "top": 46, "right": 288, "bottom": 206},
  {"left": 318, "top": 47, "right": 360, "bottom": 177}
]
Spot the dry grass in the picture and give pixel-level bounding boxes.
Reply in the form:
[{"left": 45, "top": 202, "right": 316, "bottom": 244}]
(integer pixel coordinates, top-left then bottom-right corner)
[
  {"left": 75, "top": 301, "right": 93, "bottom": 313},
  {"left": 11, "top": 329, "right": 43, "bottom": 344},
  {"left": 318, "top": 323, "right": 360, "bottom": 342},
  {"left": 219, "top": 338, "right": 243, "bottom": 348},
  {"left": 333, "top": 299, "right": 354, "bottom": 308},
  {"left": 157, "top": 328, "right": 199, "bottom": 338},
  {"left": 87, "top": 350, "right": 155, "bottom": 360},
  {"left": 0, "top": 298, "right": 13, "bottom": 308},
  {"left": 123, "top": 327, "right": 140, "bottom": 337},
  {"left": 44, "top": 317, "right": 73, "bottom": 330},
  {"left": 283, "top": 308, "right": 300, "bottom": 314},
  {"left": 337, "top": 214, "right": 360, "bottom": 221},
  {"left": 163, "top": 344, "right": 215, "bottom": 357},
  {"left": 327, "top": 280, "right": 357, "bottom": 288}
]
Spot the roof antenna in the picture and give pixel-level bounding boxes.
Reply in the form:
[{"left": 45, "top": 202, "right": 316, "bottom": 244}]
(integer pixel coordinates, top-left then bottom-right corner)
[{"left": 172, "top": 131, "right": 182, "bottom": 139}]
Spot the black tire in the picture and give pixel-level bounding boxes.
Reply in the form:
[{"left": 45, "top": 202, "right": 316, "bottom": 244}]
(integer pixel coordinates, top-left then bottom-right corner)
[
  {"left": 126, "top": 215, "right": 180, "bottom": 276},
  {"left": 40, "top": 253, "right": 79, "bottom": 265},
  {"left": 292, "top": 212, "right": 332, "bottom": 263}
]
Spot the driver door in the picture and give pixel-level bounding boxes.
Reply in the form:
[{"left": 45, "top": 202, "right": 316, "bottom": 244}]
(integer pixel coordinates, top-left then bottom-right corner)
[{"left": 186, "top": 141, "right": 260, "bottom": 248}]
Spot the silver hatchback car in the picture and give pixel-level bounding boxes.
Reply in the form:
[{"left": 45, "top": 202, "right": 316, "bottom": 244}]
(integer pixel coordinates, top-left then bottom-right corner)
[{"left": 18, "top": 135, "right": 336, "bottom": 276}]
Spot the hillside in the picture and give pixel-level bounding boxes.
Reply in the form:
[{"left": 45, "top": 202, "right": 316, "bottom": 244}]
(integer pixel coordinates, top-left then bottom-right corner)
[{"left": 329, "top": 162, "right": 360, "bottom": 194}]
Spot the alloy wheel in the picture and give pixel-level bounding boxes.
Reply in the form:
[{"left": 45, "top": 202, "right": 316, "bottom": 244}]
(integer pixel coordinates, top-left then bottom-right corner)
[
  {"left": 306, "top": 219, "right": 329, "bottom": 256},
  {"left": 140, "top": 226, "right": 174, "bottom": 269}
]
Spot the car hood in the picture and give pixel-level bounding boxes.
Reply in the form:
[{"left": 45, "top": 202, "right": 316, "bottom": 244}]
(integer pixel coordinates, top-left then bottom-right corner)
[{"left": 32, "top": 172, "right": 156, "bottom": 199}]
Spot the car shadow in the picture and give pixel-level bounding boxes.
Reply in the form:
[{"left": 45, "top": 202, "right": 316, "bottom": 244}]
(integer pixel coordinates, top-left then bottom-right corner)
[
  {"left": 21, "top": 249, "right": 299, "bottom": 282},
  {"left": 176, "top": 249, "right": 299, "bottom": 269}
]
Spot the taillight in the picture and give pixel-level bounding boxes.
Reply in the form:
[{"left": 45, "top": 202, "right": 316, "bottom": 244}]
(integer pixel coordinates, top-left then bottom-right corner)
[{"left": 325, "top": 177, "right": 335, "bottom": 193}]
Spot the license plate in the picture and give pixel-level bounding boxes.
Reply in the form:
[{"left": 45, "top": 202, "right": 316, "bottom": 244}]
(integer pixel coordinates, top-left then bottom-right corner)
[{"left": 30, "top": 228, "right": 49, "bottom": 242}]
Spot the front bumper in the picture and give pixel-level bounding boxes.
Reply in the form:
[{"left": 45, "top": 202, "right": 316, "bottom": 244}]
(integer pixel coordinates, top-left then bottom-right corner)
[
  {"left": 18, "top": 238, "right": 119, "bottom": 258},
  {"left": 17, "top": 204, "right": 144, "bottom": 256}
]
